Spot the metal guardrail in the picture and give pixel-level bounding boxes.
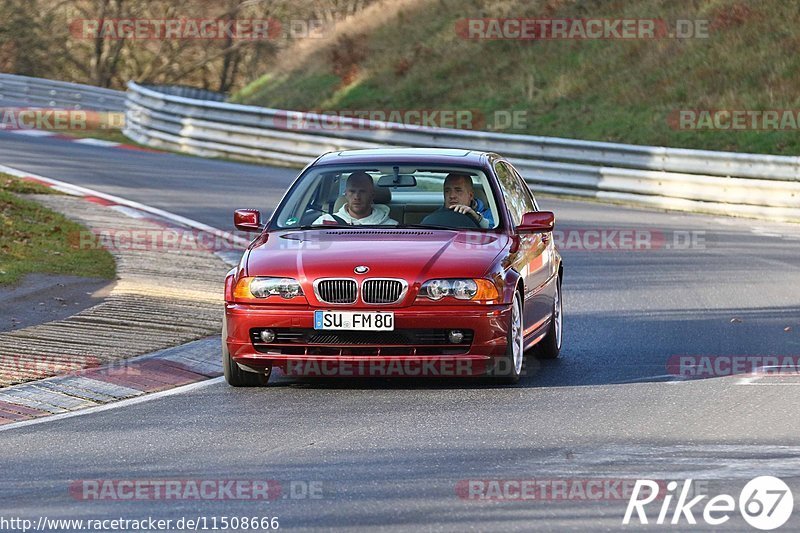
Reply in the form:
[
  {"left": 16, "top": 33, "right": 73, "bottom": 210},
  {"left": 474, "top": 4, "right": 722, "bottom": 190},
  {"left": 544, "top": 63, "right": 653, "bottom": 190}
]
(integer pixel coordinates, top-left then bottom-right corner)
[
  {"left": 0, "top": 73, "right": 125, "bottom": 111},
  {"left": 0, "top": 75, "right": 797, "bottom": 221},
  {"left": 139, "top": 84, "right": 226, "bottom": 102},
  {"left": 124, "top": 81, "right": 800, "bottom": 222}
]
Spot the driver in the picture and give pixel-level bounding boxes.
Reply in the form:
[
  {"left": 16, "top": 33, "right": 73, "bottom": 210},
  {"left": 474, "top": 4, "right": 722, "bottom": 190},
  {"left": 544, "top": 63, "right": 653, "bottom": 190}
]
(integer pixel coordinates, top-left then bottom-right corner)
[
  {"left": 442, "top": 173, "right": 493, "bottom": 228},
  {"left": 314, "top": 171, "right": 398, "bottom": 226}
]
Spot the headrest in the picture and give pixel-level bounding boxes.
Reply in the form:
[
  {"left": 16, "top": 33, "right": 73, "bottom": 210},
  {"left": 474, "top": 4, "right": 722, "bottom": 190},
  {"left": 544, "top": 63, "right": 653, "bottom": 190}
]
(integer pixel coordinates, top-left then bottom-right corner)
[
  {"left": 473, "top": 186, "right": 488, "bottom": 206},
  {"left": 374, "top": 186, "right": 391, "bottom": 204}
]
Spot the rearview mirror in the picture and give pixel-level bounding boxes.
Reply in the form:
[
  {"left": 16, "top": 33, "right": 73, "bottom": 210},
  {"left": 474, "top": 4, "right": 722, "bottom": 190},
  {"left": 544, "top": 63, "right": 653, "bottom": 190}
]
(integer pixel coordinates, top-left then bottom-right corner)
[
  {"left": 376, "top": 174, "right": 417, "bottom": 187},
  {"left": 234, "top": 209, "right": 262, "bottom": 232},
  {"left": 516, "top": 211, "right": 554, "bottom": 233}
]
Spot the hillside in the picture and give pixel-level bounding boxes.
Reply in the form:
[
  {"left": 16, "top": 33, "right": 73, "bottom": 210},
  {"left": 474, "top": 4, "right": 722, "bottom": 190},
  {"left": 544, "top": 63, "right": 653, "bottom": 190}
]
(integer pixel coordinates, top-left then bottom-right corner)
[{"left": 233, "top": 0, "right": 800, "bottom": 154}]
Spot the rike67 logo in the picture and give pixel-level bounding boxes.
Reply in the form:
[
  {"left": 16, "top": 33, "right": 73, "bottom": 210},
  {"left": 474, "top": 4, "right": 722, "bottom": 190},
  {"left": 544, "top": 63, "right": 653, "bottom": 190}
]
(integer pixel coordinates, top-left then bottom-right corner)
[{"left": 623, "top": 476, "right": 794, "bottom": 530}]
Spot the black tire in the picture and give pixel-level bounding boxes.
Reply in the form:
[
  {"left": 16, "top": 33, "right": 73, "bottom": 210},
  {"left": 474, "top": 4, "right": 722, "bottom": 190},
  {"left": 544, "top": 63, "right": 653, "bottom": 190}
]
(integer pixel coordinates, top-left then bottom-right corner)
[
  {"left": 222, "top": 314, "right": 270, "bottom": 387},
  {"left": 533, "top": 276, "right": 562, "bottom": 360},
  {"left": 490, "top": 291, "right": 524, "bottom": 384}
]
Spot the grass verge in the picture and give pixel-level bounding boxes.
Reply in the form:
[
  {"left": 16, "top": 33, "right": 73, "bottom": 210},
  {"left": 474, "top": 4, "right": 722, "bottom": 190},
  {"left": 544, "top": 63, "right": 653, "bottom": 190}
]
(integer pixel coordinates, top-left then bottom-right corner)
[
  {"left": 56, "top": 128, "right": 131, "bottom": 144},
  {"left": 0, "top": 174, "right": 116, "bottom": 285},
  {"left": 233, "top": 0, "right": 800, "bottom": 155}
]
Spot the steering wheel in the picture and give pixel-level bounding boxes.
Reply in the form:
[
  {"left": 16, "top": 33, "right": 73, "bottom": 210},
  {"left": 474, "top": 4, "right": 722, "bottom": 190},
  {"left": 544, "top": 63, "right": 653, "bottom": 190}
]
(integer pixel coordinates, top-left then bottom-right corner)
[{"left": 421, "top": 207, "right": 481, "bottom": 229}]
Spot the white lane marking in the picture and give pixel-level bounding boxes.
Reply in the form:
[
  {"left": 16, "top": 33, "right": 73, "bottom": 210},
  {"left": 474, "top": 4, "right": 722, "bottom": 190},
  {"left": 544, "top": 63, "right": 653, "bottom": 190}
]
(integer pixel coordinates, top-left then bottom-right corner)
[
  {"left": 73, "top": 138, "right": 121, "bottom": 147},
  {"left": 614, "top": 375, "right": 687, "bottom": 384},
  {"left": 738, "top": 383, "right": 800, "bottom": 386},
  {"left": 4, "top": 129, "right": 57, "bottom": 137},
  {"left": 109, "top": 205, "right": 148, "bottom": 218},
  {"left": 737, "top": 375, "right": 757, "bottom": 385},
  {"left": 0, "top": 163, "right": 250, "bottom": 247},
  {"left": 750, "top": 224, "right": 800, "bottom": 241},
  {"left": 0, "top": 377, "right": 223, "bottom": 433},
  {"left": 737, "top": 370, "right": 800, "bottom": 385},
  {"left": 50, "top": 184, "right": 83, "bottom": 195}
]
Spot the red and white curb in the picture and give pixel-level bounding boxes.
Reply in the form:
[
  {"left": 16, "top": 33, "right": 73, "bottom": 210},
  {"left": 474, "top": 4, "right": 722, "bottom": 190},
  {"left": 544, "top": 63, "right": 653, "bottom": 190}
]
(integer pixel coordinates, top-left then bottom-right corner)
[
  {"left": 0, "top": 338, "right": 223, "bottom": 430},
  {"left": 0, "top": 163, "right": 251, "bottom": 428}
]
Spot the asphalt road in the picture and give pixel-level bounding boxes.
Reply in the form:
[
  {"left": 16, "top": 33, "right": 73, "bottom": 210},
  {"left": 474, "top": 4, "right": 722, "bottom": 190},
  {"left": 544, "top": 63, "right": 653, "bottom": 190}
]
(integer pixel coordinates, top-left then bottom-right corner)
[
  {"left": 1, "top": 131, "right": 799, "bottom": 531},
  {"left": 0, "top": 130, "right": 297, "bottom": 229}
]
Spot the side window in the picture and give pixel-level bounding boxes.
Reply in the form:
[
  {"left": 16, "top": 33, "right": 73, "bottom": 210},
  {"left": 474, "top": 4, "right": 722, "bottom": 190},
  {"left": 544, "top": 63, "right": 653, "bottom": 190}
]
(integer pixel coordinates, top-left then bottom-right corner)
[
  {"left": 495, "top": 161, "right": 532, "bottom": 226},
  {"left": 509, "top": 164, "right": 539, "bottom": 212}
]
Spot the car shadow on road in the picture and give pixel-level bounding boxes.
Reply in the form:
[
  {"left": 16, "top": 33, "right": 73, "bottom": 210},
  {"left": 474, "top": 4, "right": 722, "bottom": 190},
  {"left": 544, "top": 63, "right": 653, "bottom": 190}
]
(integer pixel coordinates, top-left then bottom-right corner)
[{"left": 263, "top": 303, "right": 798, "bottom": 390}]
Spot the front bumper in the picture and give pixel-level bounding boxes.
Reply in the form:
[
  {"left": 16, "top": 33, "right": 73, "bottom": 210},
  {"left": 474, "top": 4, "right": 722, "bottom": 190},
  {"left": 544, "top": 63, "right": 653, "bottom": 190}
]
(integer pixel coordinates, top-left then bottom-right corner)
[{"left": 225, "top": 304, "right": 511, "bottom": 378}]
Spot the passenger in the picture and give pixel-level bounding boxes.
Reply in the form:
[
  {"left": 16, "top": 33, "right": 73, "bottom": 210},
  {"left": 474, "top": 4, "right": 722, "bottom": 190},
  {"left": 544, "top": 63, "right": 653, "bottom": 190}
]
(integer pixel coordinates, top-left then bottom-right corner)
[
  {"left": 313, "top": 171, "right": 398, "bottom": 226},
  {"left": 442, "top": 173, "right": 494, "bottom": 228}
]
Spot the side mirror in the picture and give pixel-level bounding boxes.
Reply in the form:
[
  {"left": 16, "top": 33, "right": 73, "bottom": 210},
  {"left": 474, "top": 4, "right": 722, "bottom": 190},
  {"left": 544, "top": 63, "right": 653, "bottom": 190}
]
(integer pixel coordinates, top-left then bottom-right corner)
[
  {"left": 234, "top": 209, "right": 262, "bottom": 232},
  {"left": 516, "top": 211, "right": 554, "bottom": 233}
]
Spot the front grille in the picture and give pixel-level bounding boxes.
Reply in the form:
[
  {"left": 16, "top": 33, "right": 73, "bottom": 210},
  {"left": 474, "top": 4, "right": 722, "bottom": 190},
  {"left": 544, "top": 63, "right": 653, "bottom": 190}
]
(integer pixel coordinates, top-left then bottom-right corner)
[
  {"left": 315, "top": 279, "right": 357, "bottom": 304},
  {"left": 250, "top": 328, "right": 474, "bottom": 354},
  {"left": 362, "top": 279, "right": 405, "bottom": 304},
  {"left": 308, "top": 331, "right": 409, "bottom": 345}
]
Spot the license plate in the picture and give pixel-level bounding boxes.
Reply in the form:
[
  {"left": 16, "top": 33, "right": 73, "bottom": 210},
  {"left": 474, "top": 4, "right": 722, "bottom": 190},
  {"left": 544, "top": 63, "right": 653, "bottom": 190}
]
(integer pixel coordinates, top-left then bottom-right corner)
[{"left": 314, "top": 310, "right": 394, "bottom": 331}]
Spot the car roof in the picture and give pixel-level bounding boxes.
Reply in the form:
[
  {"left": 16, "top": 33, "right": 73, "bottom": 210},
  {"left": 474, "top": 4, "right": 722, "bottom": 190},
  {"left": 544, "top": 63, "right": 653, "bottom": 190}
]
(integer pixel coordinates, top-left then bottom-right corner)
[{"left": 313, "top": 148, "right": 496, "bottom": 167}]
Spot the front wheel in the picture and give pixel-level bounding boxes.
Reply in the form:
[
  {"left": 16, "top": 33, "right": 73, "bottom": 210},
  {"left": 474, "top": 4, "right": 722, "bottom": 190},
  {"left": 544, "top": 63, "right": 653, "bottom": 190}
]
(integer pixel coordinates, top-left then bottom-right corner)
[
  {"left": 533, "top": 276, "right": 562, "bottom": 360},
  {"left": 222, "top": 314, "right": 270, "bottom": 387},
  {"left": 490, "top": 291, "right": 524, "bottom": 384}
]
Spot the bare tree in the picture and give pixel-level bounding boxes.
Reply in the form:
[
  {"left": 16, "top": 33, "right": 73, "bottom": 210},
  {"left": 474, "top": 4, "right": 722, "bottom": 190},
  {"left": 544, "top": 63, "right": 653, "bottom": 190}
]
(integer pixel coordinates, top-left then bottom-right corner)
[{"left": 1, "top": 0, "right": 378, "bottom": 93}]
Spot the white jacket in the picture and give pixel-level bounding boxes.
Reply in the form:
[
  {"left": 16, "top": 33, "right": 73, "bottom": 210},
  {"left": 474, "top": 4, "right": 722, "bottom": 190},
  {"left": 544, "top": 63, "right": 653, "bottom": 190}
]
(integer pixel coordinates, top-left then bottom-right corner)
[{"left": 314, "top": 203, "right": 399, "bottom": 225}]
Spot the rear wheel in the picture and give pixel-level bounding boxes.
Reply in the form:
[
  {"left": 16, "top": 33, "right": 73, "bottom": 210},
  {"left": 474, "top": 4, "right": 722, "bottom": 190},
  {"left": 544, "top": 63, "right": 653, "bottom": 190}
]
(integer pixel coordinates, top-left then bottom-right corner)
[
  {"left": 533, "top": 277, "right": 562, "bottom": 360},
  {"left": 222, "top": 314, "right": 270, "bottom": 387},
  {"left": 490, "top": 291, "right": 524, "bottom": 384}
]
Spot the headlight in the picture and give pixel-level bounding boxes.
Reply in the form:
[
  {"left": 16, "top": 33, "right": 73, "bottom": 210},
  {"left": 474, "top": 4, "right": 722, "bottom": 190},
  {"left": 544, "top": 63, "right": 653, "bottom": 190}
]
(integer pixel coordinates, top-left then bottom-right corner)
[
  {"left": 452, "top": 279, "right": 478, "bottom": 299},
  {"left": 234, "top": 277, "right": 304, "bottom": 299},
  {"left": 424, "top": 279, "right": 451, "bottom": 300},
  {"left": 420, "top": 279, "right": 498, "bottom": 302}
]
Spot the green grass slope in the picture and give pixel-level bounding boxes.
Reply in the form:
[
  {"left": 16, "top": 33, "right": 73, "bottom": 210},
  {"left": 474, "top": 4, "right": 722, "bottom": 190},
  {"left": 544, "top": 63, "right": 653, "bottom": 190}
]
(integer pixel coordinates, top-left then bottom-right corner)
[
  {"left": 0, "top": 175, "right": 116, "bottom": 285},
  {"left": 233, "top": 0, "right": 800, "bottom": 154}
]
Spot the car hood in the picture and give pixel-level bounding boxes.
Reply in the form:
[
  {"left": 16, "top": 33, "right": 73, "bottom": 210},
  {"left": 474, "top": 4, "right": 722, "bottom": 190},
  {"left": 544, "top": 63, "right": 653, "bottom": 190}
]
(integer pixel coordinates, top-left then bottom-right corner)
[{"left": 246, "top": 229, "right": 508, "bottom": 284}]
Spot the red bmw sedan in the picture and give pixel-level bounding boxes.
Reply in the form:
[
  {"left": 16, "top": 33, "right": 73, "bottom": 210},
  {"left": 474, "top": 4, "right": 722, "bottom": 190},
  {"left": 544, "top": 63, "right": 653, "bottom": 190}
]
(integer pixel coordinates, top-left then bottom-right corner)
[{"left": 223, "top": 148, "right": 563, "bottom": 385}]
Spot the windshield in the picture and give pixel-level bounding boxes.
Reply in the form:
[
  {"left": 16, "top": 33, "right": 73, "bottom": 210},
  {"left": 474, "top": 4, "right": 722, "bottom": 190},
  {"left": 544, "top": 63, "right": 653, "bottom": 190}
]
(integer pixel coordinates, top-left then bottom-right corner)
[{"left": 271, "top": 164, "right": 500, "bottom": 231}]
